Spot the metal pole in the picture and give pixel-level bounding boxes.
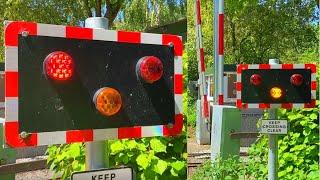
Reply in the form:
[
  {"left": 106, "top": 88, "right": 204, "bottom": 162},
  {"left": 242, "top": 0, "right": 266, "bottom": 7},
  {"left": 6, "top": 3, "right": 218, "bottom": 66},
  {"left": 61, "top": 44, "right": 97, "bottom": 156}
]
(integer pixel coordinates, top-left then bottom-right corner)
[
  {"left": 268, "top": 59, "right": 279, "bottom": 180},
  {"left": 214, "top": 0, "right": 219, "bottom": 103},
  {"left": 84, "top": 17, "right": 109, "bottom": 170},
  {"left": 195, "top": 0, "right": 209, "bottom": 119},
  {"left": 214, "top": 0, "right": 224, "bottom": 105}
]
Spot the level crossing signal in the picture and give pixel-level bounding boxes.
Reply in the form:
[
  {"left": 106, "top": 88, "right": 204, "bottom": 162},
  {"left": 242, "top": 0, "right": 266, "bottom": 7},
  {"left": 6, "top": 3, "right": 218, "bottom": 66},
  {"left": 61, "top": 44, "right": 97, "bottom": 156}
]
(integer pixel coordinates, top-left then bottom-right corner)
[
  {"left": 4, "top": 21, "right": 183, "bottom": 148},
  {"left": 236, "top": 64, "right": 316, "bottom": 109}
]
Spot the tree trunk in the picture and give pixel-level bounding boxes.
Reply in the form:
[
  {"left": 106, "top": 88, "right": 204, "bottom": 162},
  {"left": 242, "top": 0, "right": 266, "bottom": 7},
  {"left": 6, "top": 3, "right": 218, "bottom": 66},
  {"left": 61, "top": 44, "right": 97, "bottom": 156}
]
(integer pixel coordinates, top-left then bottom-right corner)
[
  {"left": 96, "top": 0, "right": 102, "bottom": 17},
  {"left": 105, "top": 0, "right": 125, "bottom": 27},
  {"left": 229, "top": 19, "right": 237, "bottom": 63},
  {"left": 84, "top": 0, "right": 93, "bottom": 17}
]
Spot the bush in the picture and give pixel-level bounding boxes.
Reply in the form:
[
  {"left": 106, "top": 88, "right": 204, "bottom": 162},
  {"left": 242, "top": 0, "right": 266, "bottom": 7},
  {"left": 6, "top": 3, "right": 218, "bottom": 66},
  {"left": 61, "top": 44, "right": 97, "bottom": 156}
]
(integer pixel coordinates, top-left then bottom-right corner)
[
  {"left": 46, "top": 143, "right": 85, "bottom": 179},
  {"left": 47, "top": 134, "right": 187, "bottom": 179},
  {"left": 247, "top": 102, "right": 319, "bottom": 179},
  {"left": 192, "top": 103, "right": 319, "bottom": 179},
  {"left": 184, "top": 92, "right": 196, "bottom": 127},
  {"left": 109, "top": 135, "right": 187, "bottom": 179},
  {"left": 191, "top": 156, "right": 247, "bottom": 180}
]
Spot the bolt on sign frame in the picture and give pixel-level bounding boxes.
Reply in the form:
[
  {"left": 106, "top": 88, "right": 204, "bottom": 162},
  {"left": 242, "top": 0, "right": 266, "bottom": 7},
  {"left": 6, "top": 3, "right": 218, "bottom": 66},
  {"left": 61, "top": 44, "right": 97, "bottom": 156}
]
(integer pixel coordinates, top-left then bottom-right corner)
[
  {"left": 236, "top": 64, "right": 317, "bottom": 109},
  {"left": 4, "top": 21, "right": 183, "bottom": 148}
]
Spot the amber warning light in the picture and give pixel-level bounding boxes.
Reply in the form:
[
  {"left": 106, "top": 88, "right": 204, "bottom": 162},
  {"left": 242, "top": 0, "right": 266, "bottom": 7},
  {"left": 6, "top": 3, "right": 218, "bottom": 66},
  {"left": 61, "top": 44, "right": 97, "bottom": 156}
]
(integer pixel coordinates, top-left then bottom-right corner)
[
  {"left": 93, "top": 87, "right": 122, "bottom": 116},
  {"left": 44, "top": 51, "right": 74, "bottom": 80},
  {"left": 270, "top": 87, "right": 283, "bottom": 99}
]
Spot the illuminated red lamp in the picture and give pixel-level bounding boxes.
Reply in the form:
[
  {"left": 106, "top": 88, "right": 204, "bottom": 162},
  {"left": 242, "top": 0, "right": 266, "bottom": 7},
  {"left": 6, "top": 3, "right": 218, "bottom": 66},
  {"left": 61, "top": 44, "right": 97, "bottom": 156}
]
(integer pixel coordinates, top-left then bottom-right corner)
[
  {"left": 44, "top": 51, "right": 74, "bottom": 80},
  {"left": 250, "top": 74, "right": 262, "bottom": 86},
  {"left": 137, "top": 56, "right": 163, "bottom": 83},
  {"left": 290, "top": 74, "right": 303, "bottom": 86}
]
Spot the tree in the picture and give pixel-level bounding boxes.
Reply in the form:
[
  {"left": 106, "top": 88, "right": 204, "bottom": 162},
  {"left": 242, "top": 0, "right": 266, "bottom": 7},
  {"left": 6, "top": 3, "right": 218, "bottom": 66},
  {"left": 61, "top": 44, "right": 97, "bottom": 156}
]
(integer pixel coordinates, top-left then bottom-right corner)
[
  {"left": 186, "top": 0, "right": 319, "bottom": 83},
  {"left": 0, "top": 0, "right": 186, "bottom": 60},
  {"left": 114, "top": 0, "right": 186, "bottom": 31}
]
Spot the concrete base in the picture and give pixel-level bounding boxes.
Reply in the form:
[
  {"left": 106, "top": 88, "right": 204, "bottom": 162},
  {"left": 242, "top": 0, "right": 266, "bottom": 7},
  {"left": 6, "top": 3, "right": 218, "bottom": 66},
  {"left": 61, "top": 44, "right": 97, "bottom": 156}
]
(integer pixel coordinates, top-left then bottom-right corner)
[
  {"left": 211, "top": 105, "right": 241, "bottom": 161},
  {"left": 196, "top": 100, "right": 211, "bottom": 145}
]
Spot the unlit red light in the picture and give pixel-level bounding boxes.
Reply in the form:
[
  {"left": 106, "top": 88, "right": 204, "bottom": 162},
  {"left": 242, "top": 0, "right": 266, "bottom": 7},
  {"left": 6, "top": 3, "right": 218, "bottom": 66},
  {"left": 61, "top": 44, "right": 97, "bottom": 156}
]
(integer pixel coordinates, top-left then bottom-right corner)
[
  {"left": 290, "top": 74, "right": 303, "bottom": 86},
  {"left": 137, "top": 56, "right": 163, "bottom": 83},
  {"left": 44, "top": 51, "right": 73, "bottom": 80},
  {"left": 270, "top": 87, "right": 283, "bottom": 99},
  {"left": 94, "top": 87, "right": 122, "bottom": 116},
  {"left": 250, "top": 74, "right": 262, "bottom": 86}
]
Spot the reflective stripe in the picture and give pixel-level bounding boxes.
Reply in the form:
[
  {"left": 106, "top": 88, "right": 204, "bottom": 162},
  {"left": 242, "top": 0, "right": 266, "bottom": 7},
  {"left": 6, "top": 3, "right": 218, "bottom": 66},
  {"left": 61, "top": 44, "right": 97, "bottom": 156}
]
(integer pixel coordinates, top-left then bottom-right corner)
[
  {"left": 5, "top": 97, "right": 18, "bottom": 121},
  {"left": 93, "top": 128, "right": 118, "bottom": 141},
  {"left": 293, "top": 104, "right": 304, "bottom": 108},
  {"left": 175, "top": 94, "right": 183, "bottom": 114},
  {"left": 141, "top": 33, "right": 162, "bottom": 45},
  {"left": 218, "top": 0, "right": 224, "bottom": 14},
  {"left": 38, "top": 131, "right": 66, "bottom": 145},
  {"left": 269, "top": 64, "right": 281, "bottom": 69},
  {"left": 247, "top": 104, "right": 259, "bottom": 108},
  {"left": 236, "top": 91, "right": 241, "bottom": 99},
  {"left": 5, "top": 46, "right": 18, "bottom": 71},
  {"left": 37, "top": 24, "right": 65, "bottom": 37},
  {"left": 248, "top": 64, "right": 259, "bottom": 69},
  {"left": 141, "top": 125, "right": 163, "bottom": 137},
  {"left": 293, "top": 64, "right": 304, "bottom": 69},
  {"left": 270, "top": 104, "right": 281, "bottom": 108},
  {"left": 311, "top": 90, "right": 316, "bottom": 99},
  {"left": 93, "top": 29, "right": 117, "bottom": 42},
  {"left": 174, "top": 56, "right": 183, "bottom": 74}
]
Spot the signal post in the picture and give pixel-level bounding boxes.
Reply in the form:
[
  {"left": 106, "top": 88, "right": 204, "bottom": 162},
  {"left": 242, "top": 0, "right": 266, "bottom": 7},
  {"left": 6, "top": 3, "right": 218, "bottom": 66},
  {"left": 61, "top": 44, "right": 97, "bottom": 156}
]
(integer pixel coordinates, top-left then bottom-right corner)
[
  {"left": 236, "top": 60, "right": 317, "bottom": 180},
  {"left": 84, "top": 17, "right": 110, "bottom": 171},
  {"left": 3, "top": 20, "right": 183, "bottom": 179}
]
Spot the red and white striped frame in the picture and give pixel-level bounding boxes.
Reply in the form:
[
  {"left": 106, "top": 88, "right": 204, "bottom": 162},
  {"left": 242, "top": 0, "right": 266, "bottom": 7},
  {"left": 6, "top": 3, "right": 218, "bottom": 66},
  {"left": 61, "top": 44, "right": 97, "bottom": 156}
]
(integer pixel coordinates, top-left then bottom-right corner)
[
  {"left": 4, "top": 21, "right": 183, "bottom": 148},
  {"left": 236, "top": 64, "right": 317, "bottom": 109},
  {"left": 194, "top": 0, "right": 209, "bottom": 118}
]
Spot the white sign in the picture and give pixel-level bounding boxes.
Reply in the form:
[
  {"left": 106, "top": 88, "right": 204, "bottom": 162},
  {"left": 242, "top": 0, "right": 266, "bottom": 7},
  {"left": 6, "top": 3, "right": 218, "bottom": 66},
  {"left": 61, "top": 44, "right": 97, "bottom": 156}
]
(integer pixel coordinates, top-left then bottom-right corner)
[
  {"left": 260, "top": 120, "right": 288, "bottom": 134},
  {"left": 71, "top": 167, "right": 133, "bottom": 180}
]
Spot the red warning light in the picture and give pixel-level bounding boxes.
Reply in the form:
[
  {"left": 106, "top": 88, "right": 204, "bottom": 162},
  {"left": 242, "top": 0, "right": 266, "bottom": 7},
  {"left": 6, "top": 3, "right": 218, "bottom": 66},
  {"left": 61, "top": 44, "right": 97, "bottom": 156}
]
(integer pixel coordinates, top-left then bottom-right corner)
[
  {"left": 137, "top": 56, "right": 163, "bottom": 83},
  {"left": 44, "top": 51, "right": 74, "bottom": 80},
  {"left": 290, "top": 74, "right": 303, "bottom": 86},
  {"left": 250, "top": 74, "right": 262, "bottom": 86}
]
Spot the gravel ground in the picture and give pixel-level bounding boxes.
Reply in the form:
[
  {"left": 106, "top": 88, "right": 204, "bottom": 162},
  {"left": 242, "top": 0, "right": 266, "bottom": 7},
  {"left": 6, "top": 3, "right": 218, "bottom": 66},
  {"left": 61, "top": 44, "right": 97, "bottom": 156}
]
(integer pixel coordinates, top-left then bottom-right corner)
[
  {"left": 16, "top": 169, "right": 57, "bottom": 180},
  {"left": 187, "top": 126, "right": 210, "bottom": 154},
  {"left": 15, "top": 156, "right": 60, "bottom": 180}
]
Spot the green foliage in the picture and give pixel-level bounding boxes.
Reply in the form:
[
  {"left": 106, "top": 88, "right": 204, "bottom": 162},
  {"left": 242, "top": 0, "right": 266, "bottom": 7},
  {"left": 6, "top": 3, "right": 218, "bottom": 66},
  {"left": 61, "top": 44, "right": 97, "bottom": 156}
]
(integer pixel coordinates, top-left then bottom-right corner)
[
  {"left": 47, "top": 133, "right": 187, "bottom": 180},
  {"left": 46, "top": 143, "right": 85, "bottom": 180},
  {"left": 0, "top": 0, "right": 90, "bottom": 61},
  {"left": 183, "top": 92, "right": 196, "bottom": 127},
  {"left": 192, "top": 103, "right": 319, "bottom": 179},
  {"left": 114, "top": 0, "right": 186, "bottom": 31},
  {"left": 191, "top": 156, "right": 248, "bottom": 180},
  {"left": 186, "top": 0, "right": 319, "bottom": 82},
  {"left": 247, "top": 103, "right": 319, "bottom": 179},
  {"left": 0, "top": 0, "right": 186, "bottom": 61},
  {"left": 109, "top": 135, "right": 187, "bottom": 180},
  {"left": 186, "top": 0, "right": 213, "bottom": 82}
]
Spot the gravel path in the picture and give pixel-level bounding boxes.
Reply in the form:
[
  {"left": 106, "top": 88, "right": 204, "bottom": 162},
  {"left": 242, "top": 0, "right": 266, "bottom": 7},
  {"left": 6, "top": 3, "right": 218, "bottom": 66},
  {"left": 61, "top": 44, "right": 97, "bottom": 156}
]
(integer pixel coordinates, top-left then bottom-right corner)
[{"left": 14, "top": 156, "right": 60, "bottom": 180}]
